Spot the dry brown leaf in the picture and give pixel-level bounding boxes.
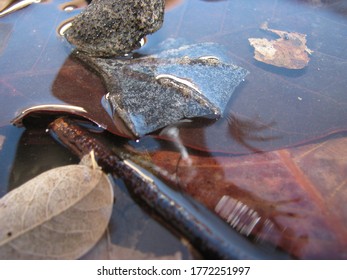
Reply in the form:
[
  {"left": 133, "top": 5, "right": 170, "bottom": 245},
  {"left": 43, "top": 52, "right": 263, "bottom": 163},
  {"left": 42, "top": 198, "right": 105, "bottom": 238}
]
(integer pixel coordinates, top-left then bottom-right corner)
[
  {"left": 0, "top": 154, "right": 114, "bottom": 259},
  {"left": 0, "top": 0, "right": 14, "bottom": 12},
  {"left": 248, "top": 22, "right": 313, "bottom": 69},
  {"left": 149, "top": 136, "right": 347, "bottom": 259}
]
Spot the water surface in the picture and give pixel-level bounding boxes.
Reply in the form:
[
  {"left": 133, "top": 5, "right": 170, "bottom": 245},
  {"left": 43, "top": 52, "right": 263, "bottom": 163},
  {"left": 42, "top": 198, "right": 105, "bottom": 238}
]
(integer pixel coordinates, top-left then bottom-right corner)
[{"left": 1, "top": 0, "right": 347, "bottom": 259}]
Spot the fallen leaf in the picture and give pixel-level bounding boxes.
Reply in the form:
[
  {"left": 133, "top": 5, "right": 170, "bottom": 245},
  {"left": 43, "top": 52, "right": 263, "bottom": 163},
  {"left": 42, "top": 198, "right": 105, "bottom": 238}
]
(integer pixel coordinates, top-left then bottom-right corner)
[
  {"left": 0, "top": 0, "right": 14, "bottom": 12},
  {"left": 5, "top": 122, "right": 195, "bottom": 259},
  {"left": 0, "top": 154, "right": 114, "bottom": 259},
  {"left": 148, "top": 135, "right": 347, "bottom": 259},
  {"left": 248, "top": 22, "right": 313, "bottom": 69}
]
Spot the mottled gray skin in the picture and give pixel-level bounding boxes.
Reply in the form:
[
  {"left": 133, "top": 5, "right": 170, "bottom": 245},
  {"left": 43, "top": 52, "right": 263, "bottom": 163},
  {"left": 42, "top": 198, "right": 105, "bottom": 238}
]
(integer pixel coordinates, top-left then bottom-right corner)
[{"left": 65, "top": 0, "right": 165, "bottom": 57}]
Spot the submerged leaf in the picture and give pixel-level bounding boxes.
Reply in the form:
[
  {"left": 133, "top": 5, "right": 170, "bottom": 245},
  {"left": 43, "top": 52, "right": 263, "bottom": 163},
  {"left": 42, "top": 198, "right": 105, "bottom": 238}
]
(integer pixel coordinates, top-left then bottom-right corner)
[
  {"left": 0, "top": 155, "right": 114, "bottom": 259},
  {"left": 148, "top": 135, "right": 347, "bottom": 259},
  {"left": 248, "top": 22, "right": 313, "bottom": 69}
]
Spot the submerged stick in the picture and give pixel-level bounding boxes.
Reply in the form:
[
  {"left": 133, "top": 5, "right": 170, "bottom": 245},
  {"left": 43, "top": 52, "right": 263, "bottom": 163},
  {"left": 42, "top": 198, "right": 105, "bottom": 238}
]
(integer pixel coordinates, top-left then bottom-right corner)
[{"left": 49, "top": 117, "right": 291, "bottom": 259}]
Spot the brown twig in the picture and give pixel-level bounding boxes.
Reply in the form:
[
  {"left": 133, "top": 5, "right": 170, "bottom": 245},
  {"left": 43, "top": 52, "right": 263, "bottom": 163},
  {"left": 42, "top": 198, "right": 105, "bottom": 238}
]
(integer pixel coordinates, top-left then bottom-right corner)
[{"left": 49, "top": 117, "right": 291, "bottom": 260}]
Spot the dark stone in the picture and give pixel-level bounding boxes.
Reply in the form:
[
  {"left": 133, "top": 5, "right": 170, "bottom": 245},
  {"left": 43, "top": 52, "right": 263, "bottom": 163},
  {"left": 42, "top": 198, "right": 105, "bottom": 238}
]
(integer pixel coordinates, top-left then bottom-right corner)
[
  {"left": 75, "top": 42, "right": 249, "bottom": 137},
  {"left": 65, "top": 0, "right": 165, "bottom": 57}
]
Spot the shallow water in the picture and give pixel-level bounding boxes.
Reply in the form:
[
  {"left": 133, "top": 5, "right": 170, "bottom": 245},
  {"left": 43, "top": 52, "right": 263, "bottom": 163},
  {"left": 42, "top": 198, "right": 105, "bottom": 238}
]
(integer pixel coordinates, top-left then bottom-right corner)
[{"left": 1, "top": 0, "right": 347, "bottom": 259}]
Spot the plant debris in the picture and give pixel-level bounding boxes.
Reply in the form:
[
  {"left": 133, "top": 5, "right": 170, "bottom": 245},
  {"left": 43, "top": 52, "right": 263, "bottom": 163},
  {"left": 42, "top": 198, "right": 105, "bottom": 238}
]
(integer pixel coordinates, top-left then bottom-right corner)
[
  {"left": 248, "top": 22, "right": 313, "bottom": 69},
  {"left": 49, "top": 117, "right": 291, "bottom": 260},
  {"left": 0, "top": 0, "right": 13, "bottom": 12},
  {"left": 0, "top": 153, "right": 114, "bottom": 259}
]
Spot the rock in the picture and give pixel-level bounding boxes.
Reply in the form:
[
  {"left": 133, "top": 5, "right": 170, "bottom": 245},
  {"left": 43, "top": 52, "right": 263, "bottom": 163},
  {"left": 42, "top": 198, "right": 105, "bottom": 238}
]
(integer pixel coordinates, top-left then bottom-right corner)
[
  {"left": 65, "top": 0, "right": 165, "bottom": 57},
  {"left": 75, "top": 42, "right": 249, "bottom": 137}
]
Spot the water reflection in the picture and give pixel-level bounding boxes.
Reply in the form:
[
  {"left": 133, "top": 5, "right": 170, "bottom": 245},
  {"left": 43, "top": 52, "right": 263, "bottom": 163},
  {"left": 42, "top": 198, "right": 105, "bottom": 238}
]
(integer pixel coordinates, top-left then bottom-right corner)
[
  {"left": 0, "top": 0, "right": 41, "bottom": 18},
  {"left": 57, "top": 18, "right": 73, "bottom": 36},
  {"left": 225, "top": 113, "right": 279, "bottom": 153},
  {"left": 0, "top": 22, "right": 12, "bottom": 55},
  {"left": 118, "top": 129, "right": 308, "bottom": 257},
  {"left": 165, "top": 0, "right": 184, "bottom": 10},
  {"left": 2, "top": 0, "right": 347, "bottom": 154},
  {"left": 7, "top": 119, "right": 79, "bottom": 190},
  {"left": 71, "top": 41, "right": 248, "bottom": 137},
  {"left": 0, "top": 125, "right": 24, "bottom": 197},
  {"left": 1, "top": 0, "right": 347, "bottom": 259},
  {"left": 5, "top": 121, "right": 194, "bottom": 259},
  {"left": 141, "top": 131, "right": 347, "bottom": 258},
  {"left": 59, "top": 0, "right": 89, "bottom": 11}
]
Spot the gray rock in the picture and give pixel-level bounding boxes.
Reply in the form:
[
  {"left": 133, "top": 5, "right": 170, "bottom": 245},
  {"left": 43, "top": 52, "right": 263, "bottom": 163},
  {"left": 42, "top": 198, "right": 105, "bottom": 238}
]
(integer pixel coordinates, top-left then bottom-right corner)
[
  {"left": 75, "top": 42, "right": 249, "bottom": 137},
  {"left": 65, "top": 0, "right": 165, "bottom": 57}
]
